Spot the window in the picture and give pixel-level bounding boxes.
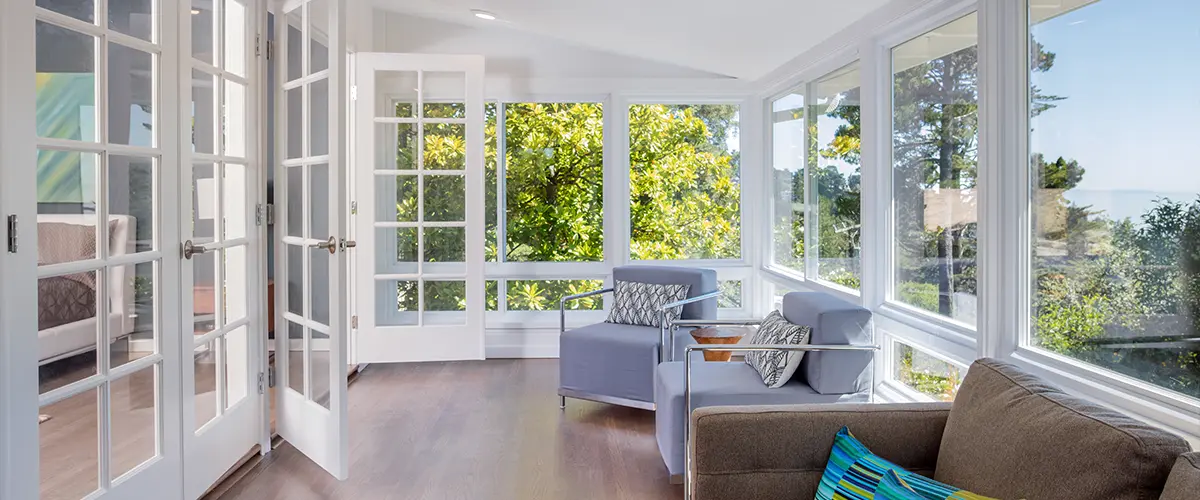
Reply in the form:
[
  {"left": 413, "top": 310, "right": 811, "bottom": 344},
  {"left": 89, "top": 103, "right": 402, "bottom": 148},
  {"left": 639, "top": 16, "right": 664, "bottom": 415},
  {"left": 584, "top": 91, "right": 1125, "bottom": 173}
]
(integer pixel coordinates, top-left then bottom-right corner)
[
  {"left": 629, "top": 104, "right": 741, "bottom": 261},
  {"left": 502, "top": 103, "right": 604, "bottom": 262},
  {"left": 810, "top": 64, "right": 862, "bottom": 289},
  {"left": 892, "top": 340, "right": 965, "bottom": 401},
  {"left": 506, "top": 280, "right": 605, "bottom": 311},
  {"left": 890, "top": 13, "right": 979, "bottom": 325},
  {"left": 771, "top": 92, "right": 805, "bottom": 274},
  {"left": 1028, "top": 0, "right": 1200, "bottom": 399}
]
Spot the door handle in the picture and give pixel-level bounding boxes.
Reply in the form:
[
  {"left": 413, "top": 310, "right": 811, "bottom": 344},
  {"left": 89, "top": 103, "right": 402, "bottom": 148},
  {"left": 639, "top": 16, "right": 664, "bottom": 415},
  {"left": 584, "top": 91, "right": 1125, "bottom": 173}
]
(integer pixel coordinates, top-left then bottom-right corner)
[
  {"left": 340, "top": 238, "right": 357, "bottom": 252},
  {"left": 182, "top": 240, "right": 210, "bottom": 260},
  {"left": 312, "top": 236, "right": 337, "bottom": 255}
]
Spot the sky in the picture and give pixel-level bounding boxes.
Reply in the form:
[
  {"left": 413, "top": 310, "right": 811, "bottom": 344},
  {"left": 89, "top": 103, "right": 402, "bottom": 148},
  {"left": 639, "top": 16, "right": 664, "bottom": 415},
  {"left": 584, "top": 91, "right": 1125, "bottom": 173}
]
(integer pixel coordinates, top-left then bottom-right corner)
[
  {"left": 1032, "top": 0, "right": 1200, "bottom": 221},
  {"left": 772, "top": 0, "right": 1200, "bottom": 223}
]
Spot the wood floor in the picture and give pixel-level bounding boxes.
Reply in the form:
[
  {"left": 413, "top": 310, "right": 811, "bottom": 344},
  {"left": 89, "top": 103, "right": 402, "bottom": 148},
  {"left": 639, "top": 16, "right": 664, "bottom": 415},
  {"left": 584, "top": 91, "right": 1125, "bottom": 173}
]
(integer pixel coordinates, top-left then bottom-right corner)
[{"left": 217, "top": 359, "right": 683, "bottom": 500}]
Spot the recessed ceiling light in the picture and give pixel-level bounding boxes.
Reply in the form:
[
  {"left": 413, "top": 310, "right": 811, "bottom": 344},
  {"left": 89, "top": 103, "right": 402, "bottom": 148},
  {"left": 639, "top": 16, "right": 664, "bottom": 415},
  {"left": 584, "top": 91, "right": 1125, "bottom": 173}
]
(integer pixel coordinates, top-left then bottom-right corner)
[
  {"left": 191, "top": 8, "right": 202, "bottom": 15},
  {"left": 471, "top": 9, "right": 496, "bottom": 21}
]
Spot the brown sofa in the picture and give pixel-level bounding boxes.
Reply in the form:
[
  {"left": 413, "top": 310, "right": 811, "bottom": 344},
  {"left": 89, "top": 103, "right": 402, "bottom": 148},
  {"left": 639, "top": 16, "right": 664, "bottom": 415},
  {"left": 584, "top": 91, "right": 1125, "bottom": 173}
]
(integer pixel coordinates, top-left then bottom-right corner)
[{"left": 690, "top": 357, "right": 1198, "bottom": 500}]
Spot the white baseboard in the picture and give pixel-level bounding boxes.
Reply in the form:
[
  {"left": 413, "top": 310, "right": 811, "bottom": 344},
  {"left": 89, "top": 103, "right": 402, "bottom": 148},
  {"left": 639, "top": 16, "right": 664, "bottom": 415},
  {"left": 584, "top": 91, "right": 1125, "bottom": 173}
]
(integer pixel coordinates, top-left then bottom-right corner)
[{"left": 484, "top": 327, "right": 560, "bottom": 359}]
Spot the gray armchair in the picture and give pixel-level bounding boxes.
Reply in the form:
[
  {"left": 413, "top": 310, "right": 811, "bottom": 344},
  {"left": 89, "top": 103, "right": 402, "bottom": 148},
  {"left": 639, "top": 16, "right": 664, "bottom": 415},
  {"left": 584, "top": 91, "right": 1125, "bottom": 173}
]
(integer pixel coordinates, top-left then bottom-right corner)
[
  {"left": 654, "top": 291, "right": 877, "bottom": 481},
  {"left": 558, "top": 265, "right": 720, "bottom": 410}
]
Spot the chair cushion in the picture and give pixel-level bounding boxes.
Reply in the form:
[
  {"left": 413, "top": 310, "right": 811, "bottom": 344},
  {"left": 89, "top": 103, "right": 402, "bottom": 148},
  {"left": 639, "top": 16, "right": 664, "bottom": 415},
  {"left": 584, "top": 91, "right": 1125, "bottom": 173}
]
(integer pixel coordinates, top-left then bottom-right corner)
[
  {"left": 781, "top": 292, "right": 873, "bottom": 394},
  {"left": 654, "top": 360, "right": 867, "bottom": 476},
  {"left": 1161, "top": 453, "right": 1200, "bottom": 500},
  {"left": 605, "top": 280, "right": 689, "bottom": 328},
  {"left": 559, "top": 322, "right": 663, "bottom": 404},
  {"left": 817, "top": 427, "right": 993, "bottom": 500},
  {"left": 745, "top": 310, "right": 812, "bottom": 388},
  {"left": 613, "top": 265, "right": 717, "bottom": 320},
  {"left": 935, "top": 358, "right": 1192, "bottom": 500}
]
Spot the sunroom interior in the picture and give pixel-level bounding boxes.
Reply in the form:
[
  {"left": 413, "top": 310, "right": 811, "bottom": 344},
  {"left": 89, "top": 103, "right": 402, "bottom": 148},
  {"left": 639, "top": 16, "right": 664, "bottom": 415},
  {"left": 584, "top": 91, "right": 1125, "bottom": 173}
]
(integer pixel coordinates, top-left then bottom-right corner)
[{"left": 1, "top": 0, "right": 1197, "bottom": 499}]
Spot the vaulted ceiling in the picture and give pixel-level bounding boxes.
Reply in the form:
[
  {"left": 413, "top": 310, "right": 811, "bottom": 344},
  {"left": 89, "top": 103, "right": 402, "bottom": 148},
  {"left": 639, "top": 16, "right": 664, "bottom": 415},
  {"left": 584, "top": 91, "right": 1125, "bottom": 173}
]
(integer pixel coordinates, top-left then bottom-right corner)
[{"left": 370, "top": 0, "right": 892, "bottom": 80}]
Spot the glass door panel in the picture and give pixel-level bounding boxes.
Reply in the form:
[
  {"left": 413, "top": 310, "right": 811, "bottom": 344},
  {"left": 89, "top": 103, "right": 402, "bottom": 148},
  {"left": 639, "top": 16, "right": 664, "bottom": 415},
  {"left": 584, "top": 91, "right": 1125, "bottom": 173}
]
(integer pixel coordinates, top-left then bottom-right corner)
[{"left": 353, "top": 55, "right": 485, "bottom": 363}]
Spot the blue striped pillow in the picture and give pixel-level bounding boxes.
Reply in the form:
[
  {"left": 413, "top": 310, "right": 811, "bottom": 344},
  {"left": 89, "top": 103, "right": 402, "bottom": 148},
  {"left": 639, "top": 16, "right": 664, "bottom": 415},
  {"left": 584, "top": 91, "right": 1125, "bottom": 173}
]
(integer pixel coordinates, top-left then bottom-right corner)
[
  {"left": 816, "top": 427, "right": 995, "bottom": 500},
  {"left": 876, "top": 470, "right": 925, "bottom": 500}
]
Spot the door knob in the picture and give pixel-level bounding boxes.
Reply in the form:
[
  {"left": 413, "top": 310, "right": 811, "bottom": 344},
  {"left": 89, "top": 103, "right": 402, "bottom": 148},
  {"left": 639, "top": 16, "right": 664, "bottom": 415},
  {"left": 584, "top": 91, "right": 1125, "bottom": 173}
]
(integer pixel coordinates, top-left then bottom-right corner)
[
  {"left": 312, "top": 236, "right": 337, "bottom": 255},
  {"left": 182, "top": 240, "right": 210, "bottom": 260}
]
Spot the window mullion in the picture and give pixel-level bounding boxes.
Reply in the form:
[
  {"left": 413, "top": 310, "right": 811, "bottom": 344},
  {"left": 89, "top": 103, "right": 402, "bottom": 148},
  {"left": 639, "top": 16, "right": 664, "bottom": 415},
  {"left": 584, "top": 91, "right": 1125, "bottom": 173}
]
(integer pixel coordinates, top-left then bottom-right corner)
[{"left": 496, "top": 102, "right": 507, "bottom": 265}]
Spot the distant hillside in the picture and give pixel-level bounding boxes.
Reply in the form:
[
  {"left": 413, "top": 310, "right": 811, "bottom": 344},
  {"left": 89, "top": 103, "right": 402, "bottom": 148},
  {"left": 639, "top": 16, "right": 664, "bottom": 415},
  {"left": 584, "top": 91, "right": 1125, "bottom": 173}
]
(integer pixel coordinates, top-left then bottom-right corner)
[{"left": 1063, "top": 189, "right": 1197, "bottom": 223}]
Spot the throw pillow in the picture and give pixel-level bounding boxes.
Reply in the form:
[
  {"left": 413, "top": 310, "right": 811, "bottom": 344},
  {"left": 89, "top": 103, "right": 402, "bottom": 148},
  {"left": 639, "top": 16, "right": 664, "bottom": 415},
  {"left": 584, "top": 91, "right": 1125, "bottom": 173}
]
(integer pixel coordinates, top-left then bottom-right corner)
[
  {"left": 604, "top": 280, "right": 690, "bottom": 328},
  {"left": 816, "top": 427, "right": 996, "bottom": 500},
  {"left": 743, "top": 310, "right": 811, "bottom": 388},
  {"left": 877, "top": 470, "right": 926, "bottom": 500}
]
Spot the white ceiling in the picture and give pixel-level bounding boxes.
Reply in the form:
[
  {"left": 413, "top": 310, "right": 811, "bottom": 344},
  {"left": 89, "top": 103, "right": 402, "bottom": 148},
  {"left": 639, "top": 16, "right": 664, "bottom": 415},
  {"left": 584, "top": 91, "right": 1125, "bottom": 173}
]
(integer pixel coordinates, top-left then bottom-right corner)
[{"left": 370, "top": 0, "right": 893, "bottom": 80}]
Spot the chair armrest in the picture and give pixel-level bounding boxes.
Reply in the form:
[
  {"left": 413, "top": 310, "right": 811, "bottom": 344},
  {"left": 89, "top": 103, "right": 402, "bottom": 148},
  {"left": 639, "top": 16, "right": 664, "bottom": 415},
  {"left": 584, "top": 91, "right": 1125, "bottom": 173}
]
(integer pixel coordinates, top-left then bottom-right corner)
[
  {"left": 670, "top": 319, "right": 763, "bottom": 328},
  {"left": 690, "top": 403, "right": 953, "bottom": 500},
  {"left": 658, "top": 290, "right": 733, "bottom": 362},
  {"left": 683, "top": 343, "right": 881, "bottom": 499},
  {"left": 559, "top": 288, "right": 613, "bottom": 334},
  {"left": 659, "top": 289, "right": 723, "bottom": 312}
]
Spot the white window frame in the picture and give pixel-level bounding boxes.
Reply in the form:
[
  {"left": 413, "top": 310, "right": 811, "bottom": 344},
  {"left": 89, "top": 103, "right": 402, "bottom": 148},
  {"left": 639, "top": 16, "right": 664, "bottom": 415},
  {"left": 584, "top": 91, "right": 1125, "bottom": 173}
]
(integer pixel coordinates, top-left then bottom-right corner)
[{"left": 758, "top": 0, "right": 1200, "bottom": 444}]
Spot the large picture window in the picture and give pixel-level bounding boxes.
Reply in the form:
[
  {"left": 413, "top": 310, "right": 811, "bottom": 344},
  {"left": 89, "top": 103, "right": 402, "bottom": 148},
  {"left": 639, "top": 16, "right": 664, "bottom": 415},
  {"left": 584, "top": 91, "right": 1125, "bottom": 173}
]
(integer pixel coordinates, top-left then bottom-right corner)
[
  {"left": 810, "top": 64, "right": 862, "bottom": 289},
  {"left": 1028, "top": 0, "right": 1199, "bottom": 398},
  {"left": 502, "top": 103, "right": 604, "bottom": 262},
  {"left": 890, "top": 13, "right": 979, "bottom": 325},
  {"left": 628, "top": 104, "right": 741, "bottom": 261}
]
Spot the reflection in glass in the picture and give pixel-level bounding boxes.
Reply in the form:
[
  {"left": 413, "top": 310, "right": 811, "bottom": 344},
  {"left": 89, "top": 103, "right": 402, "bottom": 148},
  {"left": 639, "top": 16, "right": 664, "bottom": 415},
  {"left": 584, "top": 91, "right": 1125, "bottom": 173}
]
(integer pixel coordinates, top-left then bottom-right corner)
[
  {"left": 108, "top": 155, "right": 155, "bottom": 254},
  {"left": 771, "top": 93, "right": 805, "bottom": 274},
  {"left": 40, "top": 387, "right": 100, "bottom": 499},
  {"left": 110, "top": 364, "right": 157, "bottom": 480},
  {"left": 108, "top": 43, "right": 155, "bottom": 148},
  {"left": 194, "top": 342, "right": 218, "bottom": 431},
  {"left": 1028, "top": 0, "right": 1200, "bottom": 398},
  {"left": 36, "top": 22, "right": 98, "bottom": 143},
  {"left": 891, "top": 13, "right": 978, "bottom": 324},
  {"left": 38, "top": 271, "right": 99, "bottom": 394},
  {"left": 810, "top": 63, "right": 861, "bottom": 290}
]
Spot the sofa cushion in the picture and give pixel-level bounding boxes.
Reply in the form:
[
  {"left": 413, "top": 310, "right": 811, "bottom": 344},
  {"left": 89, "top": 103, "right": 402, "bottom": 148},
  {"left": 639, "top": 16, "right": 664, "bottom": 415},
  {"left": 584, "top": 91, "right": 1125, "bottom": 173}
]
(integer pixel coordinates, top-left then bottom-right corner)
[
  {"left": 780, "top": 292, "right": 873, "bottom": 394},
  {"left": 612, "top": 265, "right": 717, "bottom": 320},
  {"left": 935, "top": 358, "right": 1192, "bottom": 500},
  {"left": 654, "top": 361, "right": 866, "bottom": 476},
  {"left": 1160, "top": 452, "right": 1200, "bottom": 500},
  {"left": 605, "top": 280, "right": 689, "bottom": 328},
  {"left": 744, "top": 310, "right": 812, "bottom": 388}
]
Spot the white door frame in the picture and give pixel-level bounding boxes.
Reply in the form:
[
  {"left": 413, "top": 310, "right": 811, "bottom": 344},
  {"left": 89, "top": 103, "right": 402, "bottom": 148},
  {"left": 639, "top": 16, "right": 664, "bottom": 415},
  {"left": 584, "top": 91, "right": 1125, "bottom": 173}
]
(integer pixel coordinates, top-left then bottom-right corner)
[
  {"left": 272, "top": 0, "right": 351, "bottom": 480},
  {"left": 352, "top": 53, "right": 486, "bottom": 363},
  {"left": 0, "top": 1, "right": 43, "bottom": 498}
]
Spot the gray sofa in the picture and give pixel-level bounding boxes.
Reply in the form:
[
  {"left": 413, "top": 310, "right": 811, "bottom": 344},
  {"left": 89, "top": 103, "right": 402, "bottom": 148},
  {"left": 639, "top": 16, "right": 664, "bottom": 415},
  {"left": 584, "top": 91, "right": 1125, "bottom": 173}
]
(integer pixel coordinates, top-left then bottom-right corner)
[
  {"left": 558, "top": 265, "right": 719, "bottom": 410},
  {"left": 655, "top": 291, "right": 875, "bottom": 479},
  {"left": 689, "top": 357, "right": 1198, "bottom": 500}
]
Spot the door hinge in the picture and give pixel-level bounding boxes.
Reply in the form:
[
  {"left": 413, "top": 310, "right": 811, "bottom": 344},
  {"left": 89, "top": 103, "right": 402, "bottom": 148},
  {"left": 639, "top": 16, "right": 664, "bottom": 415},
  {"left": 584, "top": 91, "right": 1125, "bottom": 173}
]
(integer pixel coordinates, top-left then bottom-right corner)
[
  {"left": 265, "top": 203, "right": 275, "bottom": 225},
  {"left": 350, "top": 201, "right": 358, "bottom": 215},
  {"left": 257, "top": 372, "right": 265, "bottom": 394},
  {"left": 350, "top": 85, "right": 357, "bottom": 101},
  {"left": 255, "top": 34, "right": 261, "bottom": 57},
  {"left": 351, "top": 315, "right": 358, "bottom": 329},
  {"left": 268, "top": 369, "right": 276, "bottom": 388},
  {"left": 255, "top": 203, "right": 264, "bottom": 226},
  {"left": 265, "top": 40, "right": 274, "bottom": 61},
  {"left": 5, "top": 215, "right": 16, "bottom": 253}
]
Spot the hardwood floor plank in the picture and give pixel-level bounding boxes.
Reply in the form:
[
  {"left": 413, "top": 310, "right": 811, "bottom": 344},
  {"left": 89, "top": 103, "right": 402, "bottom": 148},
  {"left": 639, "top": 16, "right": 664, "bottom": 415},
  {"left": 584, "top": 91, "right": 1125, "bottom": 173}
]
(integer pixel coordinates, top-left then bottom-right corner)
[{"left": 217, "top": 359, "right": 682, "bottom": 500}]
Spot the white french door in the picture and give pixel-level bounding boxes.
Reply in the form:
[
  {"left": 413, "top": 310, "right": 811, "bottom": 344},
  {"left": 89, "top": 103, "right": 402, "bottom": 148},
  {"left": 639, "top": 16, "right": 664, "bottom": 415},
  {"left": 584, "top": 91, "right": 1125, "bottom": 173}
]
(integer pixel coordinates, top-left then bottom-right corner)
[
  {"left": 273, "top": 0, "right": 351, "bottom": 479},
  {"left": 352, "top": 54, "right": 486, "bottom": 363},
  {"left": 6, "top": 0, "right": 185, "bottom": 498},
  {"left": 181, "top": 0, "right": 264, "bottom": 498}
]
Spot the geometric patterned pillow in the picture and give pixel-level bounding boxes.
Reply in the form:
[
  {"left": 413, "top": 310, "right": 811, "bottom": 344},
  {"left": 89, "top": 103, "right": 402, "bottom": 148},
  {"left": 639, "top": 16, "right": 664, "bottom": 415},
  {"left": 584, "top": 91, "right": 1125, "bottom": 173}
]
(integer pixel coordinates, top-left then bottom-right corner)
[
  {"left": 816, "top": 427, "right": 996, "bottom": 500},
  {"left": 604, "top": 280, "right": 690, "bottom": 328},
  {"left": 744, "top": 310, "right": 811, "bottom": 388}
]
